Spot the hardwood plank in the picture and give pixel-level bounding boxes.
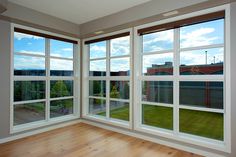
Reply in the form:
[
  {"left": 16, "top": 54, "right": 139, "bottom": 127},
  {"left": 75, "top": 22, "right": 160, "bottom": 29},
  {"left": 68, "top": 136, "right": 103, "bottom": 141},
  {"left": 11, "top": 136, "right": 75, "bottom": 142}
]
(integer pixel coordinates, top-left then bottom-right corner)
[{"left": 0, "top": 123, "right": 202, "bottom": 157}]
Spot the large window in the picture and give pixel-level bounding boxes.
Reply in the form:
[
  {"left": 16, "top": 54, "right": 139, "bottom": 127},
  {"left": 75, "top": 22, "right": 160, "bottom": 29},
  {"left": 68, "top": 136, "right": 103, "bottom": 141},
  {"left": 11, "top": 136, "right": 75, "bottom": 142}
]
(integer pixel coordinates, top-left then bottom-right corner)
[
  {"left": 12, "top": 27, "right": 79, "bottom": 129},
  {"left": 84, "top": 30, "right": 131, "bottom": 125},
  {"left": 135, "top": 10, "right": 227, "bottom": 146},
  {"left": 82, "top": 8, "right": 229, "bottom": 152}
]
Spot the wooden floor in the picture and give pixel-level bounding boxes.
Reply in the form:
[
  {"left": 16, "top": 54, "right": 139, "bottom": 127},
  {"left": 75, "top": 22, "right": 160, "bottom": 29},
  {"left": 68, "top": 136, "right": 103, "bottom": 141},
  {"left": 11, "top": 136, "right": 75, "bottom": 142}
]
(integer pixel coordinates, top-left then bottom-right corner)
[{"left": 0, "top": 123, "right": 202, "bottom": 157}]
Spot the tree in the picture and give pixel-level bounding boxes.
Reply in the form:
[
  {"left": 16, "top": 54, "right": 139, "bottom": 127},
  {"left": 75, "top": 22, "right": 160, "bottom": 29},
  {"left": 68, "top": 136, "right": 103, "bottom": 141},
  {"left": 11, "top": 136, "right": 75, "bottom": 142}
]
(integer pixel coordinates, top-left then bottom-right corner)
[
  {"left": 51, "top": 81, "right": 69, "bottom": 98},
  {"left": 110, "top": 85, "right": 120, "bottom": 98}
]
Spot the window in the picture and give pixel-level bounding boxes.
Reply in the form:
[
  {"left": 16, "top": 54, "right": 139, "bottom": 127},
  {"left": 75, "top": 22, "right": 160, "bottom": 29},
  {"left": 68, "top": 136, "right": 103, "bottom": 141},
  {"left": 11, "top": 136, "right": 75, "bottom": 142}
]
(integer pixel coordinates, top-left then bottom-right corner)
[
  {"left": 12, "top": 27, "right": 79, "bottom": 130},
  {"left": 84, "top": 30, "right": 131, "bottom": 125},
  {"left": 136, "top": 10, "right": 227, "bottom": 145}
]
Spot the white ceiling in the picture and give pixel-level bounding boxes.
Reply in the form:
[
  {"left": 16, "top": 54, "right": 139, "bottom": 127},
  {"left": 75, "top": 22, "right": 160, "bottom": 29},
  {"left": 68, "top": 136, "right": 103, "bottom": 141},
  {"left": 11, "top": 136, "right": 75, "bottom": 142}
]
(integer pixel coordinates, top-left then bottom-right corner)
[{"left": 9, "top": 0, "right": 152, "bottom": 25}]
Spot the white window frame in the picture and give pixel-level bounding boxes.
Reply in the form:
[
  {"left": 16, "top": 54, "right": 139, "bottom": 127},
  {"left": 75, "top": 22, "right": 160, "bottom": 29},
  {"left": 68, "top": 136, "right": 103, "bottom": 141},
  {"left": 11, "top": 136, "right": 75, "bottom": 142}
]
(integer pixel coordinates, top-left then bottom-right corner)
[
  {"left": 82, "top": 28, "right": 133, "bottom": 129},
  {"left": 133, "top": 4, "right": 231, "bottom": 152},
  {"left": 10, "top": 23, "right": 80, "bottom": 133}
]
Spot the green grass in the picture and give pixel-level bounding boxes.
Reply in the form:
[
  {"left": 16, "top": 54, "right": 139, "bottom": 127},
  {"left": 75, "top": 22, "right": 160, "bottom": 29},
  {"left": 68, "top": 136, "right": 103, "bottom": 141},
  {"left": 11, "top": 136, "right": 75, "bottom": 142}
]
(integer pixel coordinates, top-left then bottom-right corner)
[
  {"left": 142, "top": 105, "right": 173, "bottom": 130},
  {"left": 180, "top": 109, "right": 223, "bottom": 141},
  {"left": 97, "top": 105, "right": 129, "bottom": 121},
  {"left": 96, "top": 104, "right": 223, "bottom": 141},
  {"left": 110, "top": 106, "right": 129, "bottom": 121}
]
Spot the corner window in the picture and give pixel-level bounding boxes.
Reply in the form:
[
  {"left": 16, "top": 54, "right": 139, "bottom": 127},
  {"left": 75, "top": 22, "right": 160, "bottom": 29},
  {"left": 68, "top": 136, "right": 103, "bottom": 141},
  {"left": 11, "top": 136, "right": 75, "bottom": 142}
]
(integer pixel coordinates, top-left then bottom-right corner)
[
  {"left": 84, "top": 31, "right": 131, "bottom": 124},
  {"left": 12, "top": 27, "right": 79, "bottom": 129}
]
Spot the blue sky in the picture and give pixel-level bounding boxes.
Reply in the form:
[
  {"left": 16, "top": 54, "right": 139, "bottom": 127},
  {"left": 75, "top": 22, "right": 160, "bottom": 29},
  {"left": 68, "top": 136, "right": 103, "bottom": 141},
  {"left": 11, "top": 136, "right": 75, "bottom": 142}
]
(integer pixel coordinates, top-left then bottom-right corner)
[
  {"left": 14, "top": 19, "right": 224, "bottom": 72},
  {"left": 14, "top": 33, "right": 73, "bottom": 70}
]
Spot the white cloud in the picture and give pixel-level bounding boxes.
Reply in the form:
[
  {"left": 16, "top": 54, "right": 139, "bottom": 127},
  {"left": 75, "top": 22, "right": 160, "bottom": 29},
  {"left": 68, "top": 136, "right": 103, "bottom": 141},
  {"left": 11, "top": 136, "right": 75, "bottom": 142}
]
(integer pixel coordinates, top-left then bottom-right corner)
[
  {"left": 90, "top": 44, "right": 106, "bottom": 58},
  {"left": 143, "top": 30, "right": 173, "bottom": 45},
  {"left": 90, "top": 60, "right": 106, "bottom": 71},
  {"left": 14, "top": 32, "right": 43, "bottom": 40},
  {"left": 18, "top": 50, "right": 44, "bottom": 55},
  {"left": 111, "top": 36, "right": 130, "bottom": 56},
  {"left": 180, "top": 48, "right": 224, "bottom": 65},
  {"left": 14, "top": 56, "right": 45, "bottom": 70},
  {"left": 180, "top": 28, "right": 218, "bottom": 48},
  {"left": 143, "top": 53, "right": 173, "bottom": 73},
  {"left": 110, "top": 58, "right": 130, "bottom": 72},
  {"left": 143, "top": 30, "right": 173, "bottom": 52},
  {"left": 50, "top": 59, "right": 73, "bottom": 70},
  {"left": 62, "top": 48, "right": 73, "bottom": 52}
]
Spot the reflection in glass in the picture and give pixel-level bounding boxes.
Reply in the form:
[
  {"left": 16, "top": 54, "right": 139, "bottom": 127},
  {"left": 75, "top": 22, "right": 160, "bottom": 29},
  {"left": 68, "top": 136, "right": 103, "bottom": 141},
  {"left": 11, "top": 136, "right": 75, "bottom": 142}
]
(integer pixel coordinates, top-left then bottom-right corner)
[
  {"left": 14, "top": 81, "right": 46, "bottom": 102},
  {"left": 142, "top": 104, "right": 173, "bottom": 130},
  {"left": 14, "top": 55, "right": 45, "bottom": 76},
  {"left": 143, "top": 29, "right": 174, "bottom": 53},
  {"left": 110, "top": 81, "right": 129, "bottom": 99},
  {"left": 111, "top": 36, "right": 130, "bottom": 57},
  {"left": 142, "top": 81, "right": 173, "bottom": 104},
  {"left": 50, "top": 39, "right": 73, "bottom": 58},
  {"left": 50, "top": 80, "right": 73, "bottom": 98},
  {"left": 14, "top": 102, "right": 45, "bottom": 126},
  {"left": 89, "top": 80, "right": 106, "bottom": 97},
  {"left": 14, "top": 32, "right": 45, "bottom": 55},
  {"left": 50, "top": 58, "right": 73, "bottom": 76},
  {"left": 110, "top": 58, "right": 130, "bottom": 76},
  {"left": 179, "top": 82, "right": 223, "bottom": 109},
  {"left": 50, "top": 99, "right": 73, "bottom": 118},
  {"left": 89, "top": 41, "right": 106, "bottom": 59},
  {"left": 180, "top": 19, "right": 224, "bottom": 48},
  {"left": 89, "top": 98, "right": 106, "bottom": 116},
  {"left": 110, "top": 101, "right": 129, "bottom": 121},
  {"left": 89, "top": 60, "right": 106, "bottom": 76},
  {"left": 180, "top": 109, "right": 223, "bottom": 140},
  {"left": 143, "top": 53, "right": 173, "bottom": 75},
  {"left": 180, "top": 48, "right": 224, "bottom": 75}
]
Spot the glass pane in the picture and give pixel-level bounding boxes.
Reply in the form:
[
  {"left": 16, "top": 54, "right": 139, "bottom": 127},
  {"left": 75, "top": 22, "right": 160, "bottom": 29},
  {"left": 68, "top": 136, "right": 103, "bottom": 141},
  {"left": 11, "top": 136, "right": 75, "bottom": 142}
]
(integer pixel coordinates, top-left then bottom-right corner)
[
  {"left": 50, "top": 99, "right": 73, "bottom": 118},
  {"left": 180, "top": 82, "right": 223, "bottom": 109},
  {"left": 14, "top": 81, "right": 46, "bottom": 102},
  {"left": 111, "top": 36, "right": 130, "bottom": 57},
  {"left": 50, "top": 80, "right": 73, "bottom": 98},
  {"left": 142, "top": 104, "right": 173, "bottom": 130},
  {"left": 14, "top": 55, "right": 45, "bottom": 76},
  {"left": 110, "top": 81, "right": 129, "bottom": 99},
  {"left": 50, "top": 58, "right": 73, "bottom": 76},
  {"left": 180, "top": 19, "right": 224, "bottom": 48},
  {"left": 89, "top": 98, "right": 106, "bottom": 116},
  {"left": 14, "top": 32, "right": 45, "bottom": 55},
  {"left": 180, "top": 109, "right": 223, "bottom": 140},
  {"left": 143, "top": 53, "right": 173, "bottom": 75},
  {"left": 89, "top": 60, "right": 106, "bottom": 76},
  {"left": 89, "top": 41, "right": 106, "bottom": 59},
  {"left": 14, "top": 102, "right": 45, "bottom": 126},
  {"left": 50, "top": 39, "right": 73, "bottom": 58},
  {"left": 142, "top": 81, "right": 173, "bottom": 104},
  {"left": 143, "top": 29, "right": 174, "bottom": 53},
  {"left": 110, "top": 101, "right": 129, "bottom": 121},
  {"left": 89, "top": 80, "right": 106, "bottom": 97},
  {"left": 110, "top": 58, "right": 130, "bottom": 76},
  {"left": 180, "top": 48, "right": 224, "bottom": 75}
]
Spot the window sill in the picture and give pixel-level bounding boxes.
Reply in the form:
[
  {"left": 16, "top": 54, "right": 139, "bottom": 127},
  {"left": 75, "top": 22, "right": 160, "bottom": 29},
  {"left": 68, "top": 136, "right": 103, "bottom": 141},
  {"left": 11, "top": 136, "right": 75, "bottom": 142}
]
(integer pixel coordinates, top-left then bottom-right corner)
[
  {"left": 11, "top": 114, "right": 80, "bottom": 134},
  {"left": 135, "top": 125, "right": 228, "bottom": 153},
  {"left": 83, "top": 115, "right": 131, "bottom": 129}
]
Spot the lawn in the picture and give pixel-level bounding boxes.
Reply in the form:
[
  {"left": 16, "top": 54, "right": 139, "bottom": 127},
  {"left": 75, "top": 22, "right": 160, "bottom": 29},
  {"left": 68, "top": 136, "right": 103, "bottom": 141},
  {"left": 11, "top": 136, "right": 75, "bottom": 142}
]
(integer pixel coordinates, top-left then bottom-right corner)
[{"left": 96, "top": 105, "right": 223, "bottom": 141}]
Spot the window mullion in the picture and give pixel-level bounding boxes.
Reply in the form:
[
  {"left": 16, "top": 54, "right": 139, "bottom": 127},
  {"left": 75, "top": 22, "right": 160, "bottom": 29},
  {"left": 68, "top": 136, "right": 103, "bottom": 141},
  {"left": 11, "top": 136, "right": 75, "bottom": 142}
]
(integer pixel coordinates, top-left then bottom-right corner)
[
  {"left": 106, "top": 40, "right": 110, "bottom": 119},
  {"left": 45, "top": 38, "right": 50, "bottom": 121},
  {"left": 173, "top": 28, "right": 180, "bottom": 135}
]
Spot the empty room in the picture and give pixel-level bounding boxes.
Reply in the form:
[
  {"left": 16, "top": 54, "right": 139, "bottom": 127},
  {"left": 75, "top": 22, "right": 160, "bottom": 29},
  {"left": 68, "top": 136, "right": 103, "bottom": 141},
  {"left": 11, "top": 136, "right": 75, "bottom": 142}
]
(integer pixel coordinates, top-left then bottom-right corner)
[{"left": 0, "top": 0, "right": 235, "bottom": 157}]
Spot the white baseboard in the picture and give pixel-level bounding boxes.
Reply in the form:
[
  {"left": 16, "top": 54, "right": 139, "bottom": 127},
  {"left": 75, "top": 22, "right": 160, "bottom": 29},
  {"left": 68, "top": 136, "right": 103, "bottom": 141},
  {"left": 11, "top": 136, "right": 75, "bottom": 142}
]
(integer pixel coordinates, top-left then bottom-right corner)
[
  {"left": 0, "top": 119, "right": 81, "bottom": 144},
  {"left": 82, "top": 119, "right": 226, "bottom": 157}
]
